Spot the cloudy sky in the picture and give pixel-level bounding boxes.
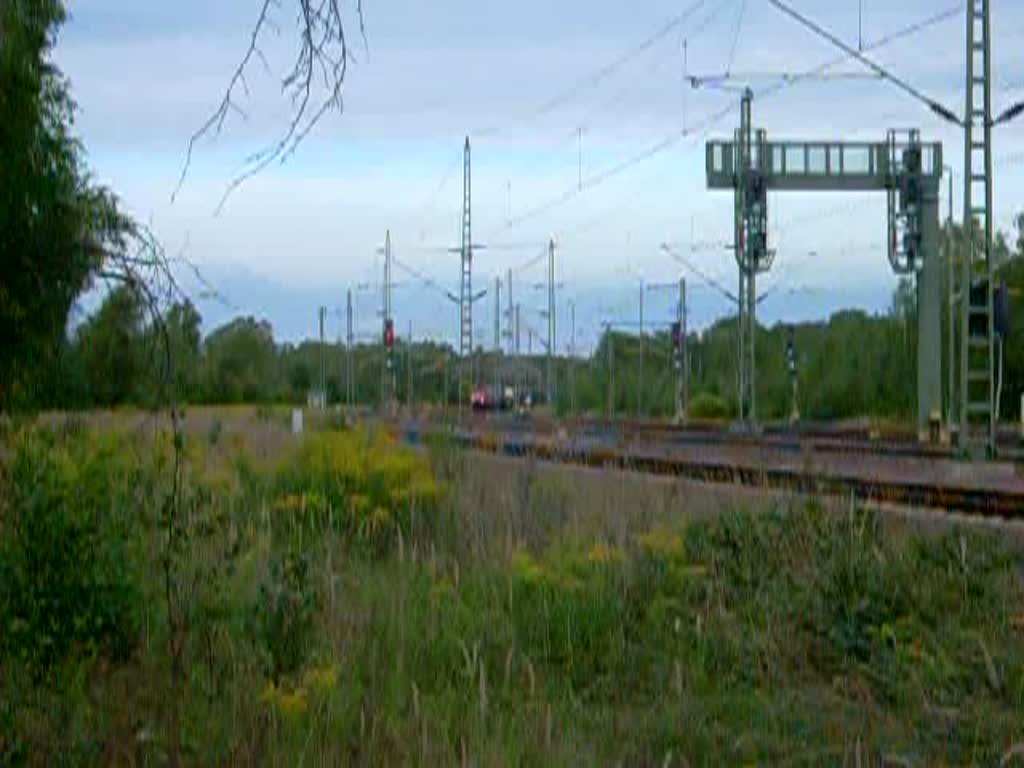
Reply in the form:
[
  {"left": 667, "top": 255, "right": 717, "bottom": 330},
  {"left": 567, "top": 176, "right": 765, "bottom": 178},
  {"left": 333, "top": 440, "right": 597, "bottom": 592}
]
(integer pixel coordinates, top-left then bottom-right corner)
[{"left": 57, "top": 0, "right": 1024, "bottom": 350}]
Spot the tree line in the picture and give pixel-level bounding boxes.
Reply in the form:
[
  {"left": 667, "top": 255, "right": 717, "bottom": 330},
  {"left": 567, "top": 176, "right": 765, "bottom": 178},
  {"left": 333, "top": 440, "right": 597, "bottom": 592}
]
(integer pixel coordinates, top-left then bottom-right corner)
[{"left": 27, "top": 223, "right": 1023, "bottom": 425}]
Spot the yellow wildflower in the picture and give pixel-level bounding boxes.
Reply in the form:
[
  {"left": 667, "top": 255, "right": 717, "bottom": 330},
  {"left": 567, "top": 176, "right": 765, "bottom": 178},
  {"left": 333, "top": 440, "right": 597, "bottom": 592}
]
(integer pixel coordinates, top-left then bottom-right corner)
[
  {"left": 637, "top": 528, "right": 685, "bottom": 560},
  {"left": 511, "top": 551, "right": 547, "bottom": 586},
  {"left": 302, "top": 664, "right": 339, "bottom": 694},
  {"left": 260, "top": 681, "right": 309, "bottom": 718},
  {"left": 587, "top": 541, "right": 624, "bottom": 565}
]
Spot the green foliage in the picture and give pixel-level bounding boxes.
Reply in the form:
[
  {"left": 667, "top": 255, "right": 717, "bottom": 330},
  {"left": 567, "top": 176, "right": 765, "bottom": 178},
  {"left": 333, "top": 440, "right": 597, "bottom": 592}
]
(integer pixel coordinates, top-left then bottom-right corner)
[
  {"left": 74, "top": 284, "right": 146, "bottom": 407},
  {"left": 288, "top": 359, "right": 313, "bottom": 400},
  {"left": 253, "top": 549, "right": 319, "bottom": 684},
  {"left": 1, "top": 418, "right": 1021, "bottom": 763},
  {"left": 687, "top": 391, "right": 732, "bottom": 419},
  {"left": 302, "top": 507, "right": 1022, "bottom": 763},
  {"left": 162, "top": 299, "right": 203, "bottom": 402},
  {"left": 272, "top": 430, "right": 443, "bottom": 554},
  {"left": 35, "top": 242, "right": 1024, "bottom": 424},
  {"left": 0, "top": 429, "right": 144, "bottom": 673},
  {"left": 0, "top": 0, "right": 130, "bottom": 409},
  {"left": 997, "top": 251, "right": 1024, "bottom": 421},
  {"left": 563, "top": 308, "right": 919, "bottom": 422},
  {"left": 202, "top": 317, "right": 279, "bottom": 403},
  {"left": 507, "top": 543, "right": 629, "bottom": 690}
]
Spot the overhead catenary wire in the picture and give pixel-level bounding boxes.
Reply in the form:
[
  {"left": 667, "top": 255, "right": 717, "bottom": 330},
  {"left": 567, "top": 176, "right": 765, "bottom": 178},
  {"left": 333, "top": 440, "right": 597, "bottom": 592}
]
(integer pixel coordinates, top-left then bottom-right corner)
[
  {"left": 489, "top": 2, "right": 740, "bottom": 234},
  {"left": 500, "top": 2, "right": 739, "bottom": 165},
  {"left": 474, "top": 0, "right": 712, "bottom": 139},
  {"left": 690, "top": 70, "right": 883, "bottom": 89},
  {"left": 758, "top": 3, "right": 963, "bottom": 101},
  {"left": 759, "top": 243, "right": 883, "bottom": 297},
  {"left": 410, "top": 149, "right": 462, "bottom": 224},
  {"left": 392, "top": 255, "right": 459, "bottom": 304},
  {"left": 660, "top": 243, "right": 738, "bottom": 304},
  {"left": 499, "top": 3, "right": 963, "bottom": 233},
  {"left": 724, "top": 0, "right": 747, "bottom": 76},
  {"left": 510, "top": 246, "right": 550, "bottom": 276},
  {"left": 765, "top": 0, "right": 963, "bottom": 125},
  {"left": 408, "top": 241, "right": 544, "bottom": 255}
]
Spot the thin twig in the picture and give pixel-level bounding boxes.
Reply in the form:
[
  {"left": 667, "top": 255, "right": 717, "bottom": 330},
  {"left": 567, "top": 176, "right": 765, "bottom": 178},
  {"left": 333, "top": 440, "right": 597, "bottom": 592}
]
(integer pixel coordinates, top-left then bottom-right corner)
[{"left": 173, "top": 0, "right": 366, "bottom": 211}]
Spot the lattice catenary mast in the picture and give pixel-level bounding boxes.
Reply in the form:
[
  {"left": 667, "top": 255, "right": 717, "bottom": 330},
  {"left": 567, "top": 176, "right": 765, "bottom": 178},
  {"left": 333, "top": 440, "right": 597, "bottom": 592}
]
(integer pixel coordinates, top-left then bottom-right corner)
[{"left": 960, "top": 0, "right": 996, "bottom": 456}]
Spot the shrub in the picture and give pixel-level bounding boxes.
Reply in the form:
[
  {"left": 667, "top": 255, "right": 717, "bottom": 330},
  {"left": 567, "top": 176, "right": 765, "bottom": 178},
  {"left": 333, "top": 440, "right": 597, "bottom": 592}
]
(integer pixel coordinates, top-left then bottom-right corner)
[
  {"left": 0, "top": 429, "right": 145, "bottom": 673},
  {"left": 687, "top": 392, "right": 732, "bottom": 420},
  {"left": 273, "top": 429, "right": 442, "bottom": 554},
  {"left": 252, "top": 549, "right": 319, "bottom": 684},
  {"left": 507, "top": 541, "right": 630, "bottom": 690}
]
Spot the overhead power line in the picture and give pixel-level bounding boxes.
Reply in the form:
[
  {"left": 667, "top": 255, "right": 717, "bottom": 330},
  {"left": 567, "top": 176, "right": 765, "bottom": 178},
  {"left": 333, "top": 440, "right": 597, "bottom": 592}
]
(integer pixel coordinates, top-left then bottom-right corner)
[
  {"left": 541, "top": 3, "right": 742, "bottom": 150},
  {"left": 511, "top": 246, "right": 549, "bottom": 275},
  {"left": 724, "top": 0, "right": 747, "bottom": 76},
  {"left": 475, "top": 0, "right": 711, "bottom": 138},
  {"left": 766, "top": 0, "right": 963, "bottom": 125},
  {"left": 759, "top": 3, "right": 963, "bottom": 102},
  {"left": 691, "top": 71, "right": 883, "bottom": 90},
  {"left": 494, "top": 0, "right": 738, "bottom": 172},
  {"left": 411, "top": 150, "right": 462, "bottom": 222},
  {"left": 392, "top": 255, "right": 459, "bottom": 304},
  {"left": 660, "top": 243, "right": 738, "bottom": 304},
  {"left": 500, "top": 3, "right": 963, "bottom": 232}
]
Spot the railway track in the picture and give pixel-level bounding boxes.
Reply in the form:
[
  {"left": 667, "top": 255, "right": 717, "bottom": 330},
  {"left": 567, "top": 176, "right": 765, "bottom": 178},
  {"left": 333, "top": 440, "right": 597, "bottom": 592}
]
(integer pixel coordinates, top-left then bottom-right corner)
[
  {"left": 489, "top": 414, "right": 1024, "bottom": 462},
  {"left": 396, "top": 418, "right": 1024, "bottom": 517}
]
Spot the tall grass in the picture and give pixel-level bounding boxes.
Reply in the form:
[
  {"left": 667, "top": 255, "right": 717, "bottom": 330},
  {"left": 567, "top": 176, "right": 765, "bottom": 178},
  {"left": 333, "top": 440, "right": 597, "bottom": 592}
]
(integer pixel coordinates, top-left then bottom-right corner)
[{"left": 1, "top": 415, "right": 1022, "bottom": 764}]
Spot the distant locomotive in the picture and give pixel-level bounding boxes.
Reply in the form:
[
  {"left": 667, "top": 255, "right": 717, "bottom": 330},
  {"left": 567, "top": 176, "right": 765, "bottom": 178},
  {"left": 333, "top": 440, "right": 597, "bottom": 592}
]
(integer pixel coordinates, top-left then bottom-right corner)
[{"left": 470, "top": 385, "right": 519, "bottom": 412}]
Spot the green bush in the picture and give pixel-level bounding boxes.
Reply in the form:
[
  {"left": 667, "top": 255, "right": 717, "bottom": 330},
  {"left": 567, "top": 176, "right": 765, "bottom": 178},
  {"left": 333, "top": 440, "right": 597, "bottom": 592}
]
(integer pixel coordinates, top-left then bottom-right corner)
[
  {"left": 272, "top": 430, "right": 442, "bottom": 554},
  {"left": 0, "top": 430, "right": 145, "bottom": 673},
  {"left": 252, "top": 549, "right": 320, "bottom": 684},
  {"left": 687, "top": 392, "right": 732, "bottom": 420}
]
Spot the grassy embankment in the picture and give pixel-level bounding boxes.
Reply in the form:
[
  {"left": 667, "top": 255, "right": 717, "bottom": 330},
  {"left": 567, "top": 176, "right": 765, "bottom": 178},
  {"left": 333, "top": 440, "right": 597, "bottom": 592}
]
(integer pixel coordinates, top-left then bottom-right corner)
[{"left": 1, "top": 407, "right": 1022, "bottom": 765}]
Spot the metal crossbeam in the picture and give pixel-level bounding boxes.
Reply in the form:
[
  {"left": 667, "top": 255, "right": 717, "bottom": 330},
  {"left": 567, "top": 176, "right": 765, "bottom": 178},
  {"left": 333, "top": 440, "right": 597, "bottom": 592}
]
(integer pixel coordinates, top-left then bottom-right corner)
[
  {"left": 707, "top": 139, "right": 942, "bottom": 192},
  {"left": 706, "top": 91, "right": 944, "bottom": 436}
]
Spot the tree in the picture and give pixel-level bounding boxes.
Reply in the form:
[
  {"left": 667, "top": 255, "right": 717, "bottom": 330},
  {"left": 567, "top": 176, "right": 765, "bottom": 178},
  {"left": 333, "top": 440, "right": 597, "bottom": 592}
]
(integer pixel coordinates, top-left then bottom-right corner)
[
  {"left": 0, "top": 0, "right": 132, "bottom": 409},
  {"left": 74, "top": 284, "right": 145, "bottom": 407},
  {"left": 156, "top": 300, "right": 202, "bottom": 403},
  {"left": 1015, "top": 213, "right": 1024, "bottom": 259},
  {"left": 289, "top": 360, "right": 313, "bottom": 400},
  {"left": 202, "top": 317, "right": 279, "bottom": 403},
  {"left": 997, "top": 252, "right": 1023, "bottom": 421}
]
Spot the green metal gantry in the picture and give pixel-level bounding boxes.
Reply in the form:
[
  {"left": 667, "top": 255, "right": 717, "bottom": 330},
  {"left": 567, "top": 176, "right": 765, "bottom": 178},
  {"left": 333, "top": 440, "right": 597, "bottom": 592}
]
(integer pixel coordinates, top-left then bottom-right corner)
[{"left": 707, "top": 89, "right": 944, "bottom": 436}]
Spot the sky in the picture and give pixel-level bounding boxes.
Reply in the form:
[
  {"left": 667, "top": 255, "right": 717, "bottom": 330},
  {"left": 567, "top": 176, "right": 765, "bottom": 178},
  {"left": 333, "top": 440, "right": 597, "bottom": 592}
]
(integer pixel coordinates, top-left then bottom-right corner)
[{"left": 56, "top": 0, "right": 1024, "bottom": 352}]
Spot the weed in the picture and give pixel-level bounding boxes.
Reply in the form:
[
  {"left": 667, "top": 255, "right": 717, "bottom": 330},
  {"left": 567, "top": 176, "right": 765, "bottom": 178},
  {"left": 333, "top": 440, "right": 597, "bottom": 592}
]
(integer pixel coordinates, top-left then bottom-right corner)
[
  {"left": 688, "top": 392, "right": 732, "bottom": 419},
  {"left": 0, "top": 429, "right": 145, "bottom": 673},
  {"left": 273, "top": 429, "right": 442, "bottom": 554},
  {"left": 2, "top": 416, "right": 1021, "bottom": 764},
  {"left": 252, "top": 549, "right": 320, "bottom": 684}
]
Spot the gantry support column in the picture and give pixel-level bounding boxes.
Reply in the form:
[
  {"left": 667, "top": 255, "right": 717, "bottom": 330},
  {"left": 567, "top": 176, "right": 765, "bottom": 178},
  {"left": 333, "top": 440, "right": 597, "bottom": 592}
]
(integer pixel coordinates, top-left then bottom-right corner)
[{"left": 917, "top": 187, "right": 943, "bottom": 437}]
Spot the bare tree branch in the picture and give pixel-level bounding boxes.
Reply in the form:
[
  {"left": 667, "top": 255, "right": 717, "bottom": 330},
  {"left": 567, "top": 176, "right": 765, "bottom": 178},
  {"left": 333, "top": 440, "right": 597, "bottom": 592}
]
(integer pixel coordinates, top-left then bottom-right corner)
[{"left": 172, "top": 0, "right": 366, "bottom": 211}]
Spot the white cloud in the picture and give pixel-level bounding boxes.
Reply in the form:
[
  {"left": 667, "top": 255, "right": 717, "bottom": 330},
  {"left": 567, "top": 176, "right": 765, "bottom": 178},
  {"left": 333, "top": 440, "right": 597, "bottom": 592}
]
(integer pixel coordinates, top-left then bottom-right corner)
[{"left": 54, "top": 0, "right": 1024, "bottom": 343}]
